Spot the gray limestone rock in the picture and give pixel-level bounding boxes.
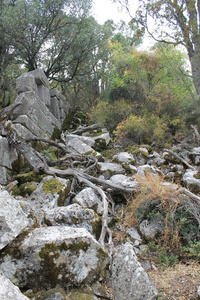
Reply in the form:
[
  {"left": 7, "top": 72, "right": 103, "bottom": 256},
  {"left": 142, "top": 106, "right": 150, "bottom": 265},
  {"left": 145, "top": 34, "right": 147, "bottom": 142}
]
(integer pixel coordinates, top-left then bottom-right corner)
[
  {"left": 72, "top": 187, "right": 103, "bottom": 215},
  {"left": 12, "top": 91, "right": 61, "bottom": 137},
  {"left": 139, "top": 217, "right": 165, "bottom": 241},
  {"left": 44, "top": 204, "right": 100, "bottom": 235},
  {"left": 98, "top": 162, "right": 125, "bottom": 178},
  {"left": 182, "top": 169, "right": 200, "bottom": 193},
  {"left": 0, "top": 272, "right": 29, "bottom": 300},
  {"left": 0, "top": 136, "right": 18, "bottom": 184},
  {"left": 11, "top": 123, "right": 37, "bottom": 140},
  {"left": 64, "top": 135, "right": 101, "bottom": 156},
  {"left": 38, "top": 85, "right": 51, "bottom": 107},
  {"left": 0, "top": 189, "right": 29, "bottom": 250},
  {"left": 28, "top": 176, "right": 71, "bottom": 210},
  {"left": 13, "top": 114, "right": 48, "bottom": 138},
  {"left": 50, "top": 96, "right": 61, "bottom": 121},
  {"left": 113, "top": 152, "right": 135, "bottom": 164},
  {"left": 111, "top": 243, "right": 158, "bottom": 300},
  {"left": 16, "top": 73, "right": 38, "bottom": 94},
  {"left": 0, "top": 227, "right": 109, "bottom": 290},
  {"left": 137, "top": 164, "right": 162, "bottom": 177},
  {"left": 29, "top": 68, "right": 49, "bottom": 88},
  {"left": 109, "top": 174, "right": 138, "bottom": 188}
]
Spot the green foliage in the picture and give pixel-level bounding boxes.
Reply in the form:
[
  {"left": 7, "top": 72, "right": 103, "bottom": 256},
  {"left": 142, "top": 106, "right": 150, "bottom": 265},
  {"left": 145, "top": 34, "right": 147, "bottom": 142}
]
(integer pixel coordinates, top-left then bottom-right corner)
[
  {"left": 91, "top": 42, "right": 193, "bottom": 145},
  {"left": 114, "top": 113, "right": 168, "bottom": 145},
  {"left": 90, "top": 99, "right": 131, "bottom": 131},
  {"left": 181, "top": 241, "right": 200, "bottom": 261}
]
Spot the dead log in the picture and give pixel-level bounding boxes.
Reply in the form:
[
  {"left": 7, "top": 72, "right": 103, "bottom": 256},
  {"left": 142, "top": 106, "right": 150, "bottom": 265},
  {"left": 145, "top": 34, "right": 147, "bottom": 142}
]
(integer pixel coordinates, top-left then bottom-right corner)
[
  {"left": 71, "top": 122, "right": 103, "bottom": 135},
  {"left": 164, "top": 149, "right": 196, "bottom": 171}
]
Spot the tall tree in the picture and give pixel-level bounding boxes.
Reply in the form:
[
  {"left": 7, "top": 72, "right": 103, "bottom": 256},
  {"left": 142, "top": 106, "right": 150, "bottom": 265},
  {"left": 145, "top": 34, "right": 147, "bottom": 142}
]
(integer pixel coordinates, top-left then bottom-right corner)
[
  {"left": 113, "top": 0, "right": 200, "bottom": 99},
  {"left": 1, "top": 0, "right": 95, "bottom": 82}
]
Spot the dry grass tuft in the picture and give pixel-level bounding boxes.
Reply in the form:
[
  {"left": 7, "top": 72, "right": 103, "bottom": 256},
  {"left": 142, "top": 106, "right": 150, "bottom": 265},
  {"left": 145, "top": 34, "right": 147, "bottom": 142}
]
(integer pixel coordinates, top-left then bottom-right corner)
[{"left": 149, "top": 261, "right": 200, "bottom": 299}]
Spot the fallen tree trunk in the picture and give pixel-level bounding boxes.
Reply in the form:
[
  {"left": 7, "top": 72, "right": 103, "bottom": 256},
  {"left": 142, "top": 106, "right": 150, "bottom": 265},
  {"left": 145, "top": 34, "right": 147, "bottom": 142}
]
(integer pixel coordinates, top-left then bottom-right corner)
[
  {"left": 164, "top": 149, "right": 196, "bottom": 171},
  {"left": 71, "top": 122, "right": 103, "bottom": 135}
]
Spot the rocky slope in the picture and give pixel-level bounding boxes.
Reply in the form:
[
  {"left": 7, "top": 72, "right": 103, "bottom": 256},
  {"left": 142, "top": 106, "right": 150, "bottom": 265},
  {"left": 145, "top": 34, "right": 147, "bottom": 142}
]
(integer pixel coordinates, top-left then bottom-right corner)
[{"left": 0, "top": 70, "right": 200, "bottom": 300}]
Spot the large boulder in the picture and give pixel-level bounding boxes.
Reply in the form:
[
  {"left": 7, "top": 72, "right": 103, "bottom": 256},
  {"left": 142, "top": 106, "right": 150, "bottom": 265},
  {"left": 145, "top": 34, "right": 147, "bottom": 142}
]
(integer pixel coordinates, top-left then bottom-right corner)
[
  {"left": 28, "top": 176, "right": 71, "bottom": 210},
  {"left": 12, "top": 91, "right": 61, "bottom": 138},
  {"left": 0, "top": 227, "right": 109, "bottom": 291},
  {"left": 0, "top": 272, "right": 29, "bottom": 300},
  {"left": 111, "top": 243, "right": 158, "bottom": 300},
  {"left": 44, "top": 204, "right": 101, "bottom": 237},
  {"left": 0, "top": 188, "right": 29, "bottom": 250}
]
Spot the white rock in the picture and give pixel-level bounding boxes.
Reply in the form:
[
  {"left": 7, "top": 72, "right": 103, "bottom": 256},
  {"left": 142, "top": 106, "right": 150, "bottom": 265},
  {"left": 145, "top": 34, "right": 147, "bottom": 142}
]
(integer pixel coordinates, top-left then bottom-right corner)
[
  {"left": 44, "top": 203, "right": 100, "bottom": 235},
  {"left": 0, "top": 272, "right": 29, "bottom": 300},
  {"left": 28, "top": 176, "right": 71, "bottom": 210},
  {"left": 109, "top": 174, "right": 138, "bottom": 188},
  {"left": 111, "top": 243, "right": 158, "bottom": 300},
  {"left": 0, "top": 227, "right": 109, "bottom": 290},
  {"left": 0, "top": 190, "right": 29, "bottom": 250},
  {"left": 73, "top": 187, "right": 103, "bottom": 215},
  {"left": 113, "top": 152, "right": 135, "bottom": 164},
  {"left": 98, "top": 162, "right": 125, "bottom": 177}
]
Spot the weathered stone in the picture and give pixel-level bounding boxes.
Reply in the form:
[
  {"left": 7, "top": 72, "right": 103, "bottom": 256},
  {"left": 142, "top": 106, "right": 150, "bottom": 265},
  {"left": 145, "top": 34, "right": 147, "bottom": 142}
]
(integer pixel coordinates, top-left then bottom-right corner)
[
  {"left": 0, "top": 272, "right": 29, "bottom": 300},
  {"left": 0, "top": 136, "right": 18, "bottom": 184},
  {"left": 11, "top": 123, "right": 36, "bottom": 140},
  {"left": 182, "top": 169, "right": 200, "bottom": 193},
  {"left": 38, "top": 84, "right": 51, "bottom": 107},
  {"left": 0, "top": 227, "right": 109, "bottom": 290},
  {"left": 16, "top": 73, "right": 38, "bottom": 94},
  {"left": 44, "top": 204, "right": 100, "bottom": 235},
  {"left": 139, "top": 217, "right": 165, "bottom": 241},
  {"left": 0, "top": 188, "right": 29, "bottom": 250},
  {"left": 126, "top": 227, "right": 142, "bottom": 245},
  {"left": 113, "top": 152, "right": 135, "bottom": 164},
  {"left": 111, "top": 243, "right": 158, "bottom": 300},
  {"left": 109, "top": 174, "right": 138, "bottom": 188},
  {"left": 98, "top": 162, "right": 125, "bottom": 178},
  {"left": 50, "top": 96, "right": 61, "bottom": 121},
  {"left": 50, "top": 88, "right": 66, "bottom": 102},
  {"left": 28, "top": 176, "right": 71, "bottom": 210},
  {"left": 65, "top": 135, "right": 101, "bottom": 156},
  {"left": 29, "top": 68, "right": 49, "bottom": 88},
  {"left": 72, "top": 187, "right": 103, "bottom": 215},
  {"left": 13, "top": 115, "right": 48, "bottom": 138},
  {"left": 137, "top": 164, "right": 162, "bottom": 177},
  {"left": 13, "top": 91, "right": 61, "bottom": 134}
]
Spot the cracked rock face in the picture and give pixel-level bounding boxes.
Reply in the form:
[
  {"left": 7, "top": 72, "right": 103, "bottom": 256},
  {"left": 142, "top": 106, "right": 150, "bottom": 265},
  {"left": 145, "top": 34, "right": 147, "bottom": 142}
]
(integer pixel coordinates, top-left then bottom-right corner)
[
  {"left": 0, "top": 226, "right": 109, "bottom": 291},
  {"left": 111, "top": 243, "right": 158, "bottom": 300},
  {"left": 0, "top": 189, "right": 29, "bottom": 250}
]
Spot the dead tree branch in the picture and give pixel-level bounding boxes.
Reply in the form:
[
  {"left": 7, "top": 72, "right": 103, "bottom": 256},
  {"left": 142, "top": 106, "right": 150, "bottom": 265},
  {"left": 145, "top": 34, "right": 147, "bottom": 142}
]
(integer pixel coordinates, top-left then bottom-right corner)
[
  {"left": 164, "top": 149, "right": 196, "bottom": 171},
  {"left": 71, "top": 122, "right": 103, "bottom": 135}
]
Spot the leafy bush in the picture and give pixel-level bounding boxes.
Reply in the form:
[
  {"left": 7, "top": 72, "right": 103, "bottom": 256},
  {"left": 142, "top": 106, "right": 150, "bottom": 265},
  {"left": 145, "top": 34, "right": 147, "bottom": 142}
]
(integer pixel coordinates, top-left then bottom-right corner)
[
  {"left": 114, "top": 113, "right": 168, "bottom": 145},
  {"left": 90, "top": 99, "right": 131, "bottom": 131}
]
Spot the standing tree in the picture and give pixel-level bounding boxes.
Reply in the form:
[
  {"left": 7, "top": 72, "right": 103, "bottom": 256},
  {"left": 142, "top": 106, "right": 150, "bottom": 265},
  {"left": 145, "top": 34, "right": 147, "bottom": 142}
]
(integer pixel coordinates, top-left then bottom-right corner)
[
  {"left": 0, "top": 0, "right": 98, "bottom": 82},
  {"left": 113, "top": 0, "right": 200, "bottom": 99}
]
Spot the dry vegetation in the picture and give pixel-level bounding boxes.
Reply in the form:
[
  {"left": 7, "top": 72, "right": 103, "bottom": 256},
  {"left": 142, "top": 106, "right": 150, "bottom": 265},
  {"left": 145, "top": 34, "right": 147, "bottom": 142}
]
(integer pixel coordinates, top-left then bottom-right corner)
[{"left": 149, "top": 262, "right": 200, "bottom": 299}]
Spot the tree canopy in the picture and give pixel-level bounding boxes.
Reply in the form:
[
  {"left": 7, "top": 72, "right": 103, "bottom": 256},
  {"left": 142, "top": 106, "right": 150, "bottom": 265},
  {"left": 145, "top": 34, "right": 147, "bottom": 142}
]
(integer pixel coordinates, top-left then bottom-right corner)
[{"left": 113, "top": 0, "right": 200, "bottom": 99}]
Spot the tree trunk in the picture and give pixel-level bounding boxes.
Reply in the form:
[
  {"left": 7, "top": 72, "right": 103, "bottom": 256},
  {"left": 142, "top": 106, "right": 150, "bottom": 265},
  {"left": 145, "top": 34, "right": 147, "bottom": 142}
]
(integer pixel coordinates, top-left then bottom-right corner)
[{"left": 189, "top": 41, "right": 200, "bottom": 99}]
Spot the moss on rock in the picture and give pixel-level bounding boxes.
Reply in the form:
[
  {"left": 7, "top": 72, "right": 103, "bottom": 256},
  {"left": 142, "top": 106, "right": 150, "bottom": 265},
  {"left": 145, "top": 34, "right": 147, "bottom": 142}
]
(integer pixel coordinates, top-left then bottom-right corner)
[
  {"left": 42, "top": 178, "right": 64, "bottom": 194},
  {"left": 16, "top": 171, "right": 44, "bottom": 185}
]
